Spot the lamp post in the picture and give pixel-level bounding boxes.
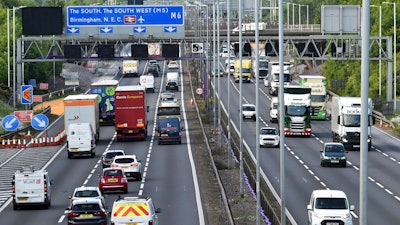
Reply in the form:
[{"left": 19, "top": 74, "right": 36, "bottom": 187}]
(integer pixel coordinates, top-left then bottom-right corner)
[
  {"left": 383, "top": 2, "right": 396, "bottom": 111},
  {"left": 371, "top": 5, "right": 382, "bottom": 98}
]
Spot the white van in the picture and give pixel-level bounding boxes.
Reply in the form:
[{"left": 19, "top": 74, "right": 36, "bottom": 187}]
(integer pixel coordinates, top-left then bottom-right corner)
[
  {"left": 12, "top": 166, "right": 53, "bottom": 210},
  {"left": 111, "top": 196, "right": 161, "bottom": 225},
  {"left": 67, "top": 123, "right": 96, "bottom": 159},
  {"left": 166, "top": 71, "right": 180, "bottom": 85},
  {"left": 307, "top": 189, "right": 354, "bottom": 225},
  {"left": 269, "top": 97, "right": 278, "bottom": 122},
  {"left": 139, "top": 74, "right": 155, "bottom": 93}
]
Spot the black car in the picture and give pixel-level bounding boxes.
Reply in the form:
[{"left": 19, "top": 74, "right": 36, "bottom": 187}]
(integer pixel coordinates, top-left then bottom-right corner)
[
  {"left": 166, "top": 81, "right": 179, "bottom": 91},
  {"left": 67, "top": 198, "right": 108, "bottom": 225},
  {"left": 147, "top": 64, "right": 160, "bottom": 77}
]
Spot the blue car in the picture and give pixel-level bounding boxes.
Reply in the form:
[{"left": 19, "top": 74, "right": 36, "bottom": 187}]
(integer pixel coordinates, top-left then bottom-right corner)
[{"left": 320, "top": 142, "right": 347, "bottom": 167}]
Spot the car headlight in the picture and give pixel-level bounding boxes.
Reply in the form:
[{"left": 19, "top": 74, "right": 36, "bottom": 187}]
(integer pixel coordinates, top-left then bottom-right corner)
[
  {"left": 343, "top": 212, "right": 351, "bottom": 219},
  {"left": 323, "top": 155, "right": 330, "bottom": 160},
  {"left": 341, "top": 156, "right": 346, "bottom": 159},
  {"left": 313, "top": 211, "right": 324, "bottom": 219}
]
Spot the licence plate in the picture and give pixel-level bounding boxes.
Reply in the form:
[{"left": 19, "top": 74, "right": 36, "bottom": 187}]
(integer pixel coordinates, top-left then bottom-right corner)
[
  {"left": 353, "top": 145, "right": 360, "bottom": 148},
  {"left": 18, "top": 197, "right": 28, "bottom": 201},
  {"left": 331, "top": 159, "right": 339, "bottom": 163},
  {"left": 161, "top": 134, "right": 168, "bottom": 137},
  {"left": 108, "top": 178, "right": 118, "bottom": 182},
  {"left": 121, "top": 166, "right": 129, "bottom": 169},
  {"left": 326, "top": 223, "right": 339, "bottom": 225},
  {"left": 128, "top": 130, "right": 133, "bottom": 133},
  {"left": 126, "top": 223, "right": 138, "bottom": 225},
  {"left": 71, "top": 148, "right": 78, "bottom": 151},
  {"left": 79, "top": 214, "right": 93, "bottom": 218}
]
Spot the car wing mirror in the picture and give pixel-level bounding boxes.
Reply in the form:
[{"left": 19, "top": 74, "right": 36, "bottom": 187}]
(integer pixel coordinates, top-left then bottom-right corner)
[{"left": 156, "top": 208, "right": 162, "bottom": 213}]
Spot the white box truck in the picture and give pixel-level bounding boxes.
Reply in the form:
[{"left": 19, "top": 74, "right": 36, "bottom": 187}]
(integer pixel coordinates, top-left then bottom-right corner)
[
  {"left": 331, "top": 96, "right": 373, "bottom": 151},
  {"left": 122, "top": 60, "right": 139, "bottom": 77},
  {"left": 12, "top": 166, "right": 53, "bottom": 210},
  {"left": 64, "top": 94, "right": 100, "bottom": 142}
]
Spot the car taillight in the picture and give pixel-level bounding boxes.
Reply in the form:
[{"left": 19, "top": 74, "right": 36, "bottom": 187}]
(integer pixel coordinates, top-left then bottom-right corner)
[
  {"left": 44, "top": 184, "right": 48, "bottom": 192},
  {"left": 91, "top": 140, "right": 94, "bottom": 145},
  {"left": 68, "top": 212, "right": 79, "bottom": 217},
  {"left": 122, "top": 177, "right": 128, "bottom": 183},
  {"left": 100, "top": 178, "right": 106, "bottom": 183},
  {"left": 94, "top": 211, "right": 105, "bottom": 216},
  {"left": 131, "top": 162, "right": 138, "bottom": 167},
  {"left": 149, "top": 221, "right": 153, "bottom": 225},
  {"left": 12, "top": 186, "right": 15, "bottom": 193}
]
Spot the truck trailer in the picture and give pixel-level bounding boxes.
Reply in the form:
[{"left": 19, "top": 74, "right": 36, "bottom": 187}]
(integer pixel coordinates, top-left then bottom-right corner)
[
  {"left": 122, "top": 60, "right": 139, "bottom": 77},
  {"left": 281, "top": 86, "right": 312, "bottom": 136},
  {"left": 90, "top": 79, "right": 119, "bottom": 125},
  {"left": 331, "top": 97, "right": 373, "bottom": 150},
  {"left": 114, "top": 85, "right": 148, "bottom": 141},
  {"left": 64, "top": 94, "right": 100, "bottom": 141},
  {"left": 299, "top": 75, "right": 327, "bottom": 120}
]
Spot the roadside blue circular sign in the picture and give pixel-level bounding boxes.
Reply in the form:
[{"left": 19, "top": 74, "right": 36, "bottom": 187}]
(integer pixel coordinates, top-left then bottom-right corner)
[
  {"left": 1, "top": 115, "right": 20, "bottom": 131},
  {"left": 31, "top": 114, "right": 49, "bottom": 130}
]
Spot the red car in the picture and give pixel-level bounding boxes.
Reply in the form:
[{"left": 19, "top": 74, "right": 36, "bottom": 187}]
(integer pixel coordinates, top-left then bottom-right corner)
[{"left": 99, "top": 168, "right": 128, "bottom": 194}]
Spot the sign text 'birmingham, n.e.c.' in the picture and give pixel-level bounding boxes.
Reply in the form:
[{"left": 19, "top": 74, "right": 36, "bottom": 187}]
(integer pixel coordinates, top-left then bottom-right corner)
[{"left": 67, "top": 6, "right": 184, "bottom": 27}]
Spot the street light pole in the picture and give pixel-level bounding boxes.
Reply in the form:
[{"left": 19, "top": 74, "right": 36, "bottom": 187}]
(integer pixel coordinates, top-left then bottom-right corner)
[
  {"left": 383, "top": 2, "right": 396, "bottom": 111},
  {"left": 371, "top": 5, "right": 382, "bottom": 98}
]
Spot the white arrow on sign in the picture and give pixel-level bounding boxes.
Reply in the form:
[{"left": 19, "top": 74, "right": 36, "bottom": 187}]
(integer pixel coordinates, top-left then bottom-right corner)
[
  {"left": 33, "top": 117, "right": 47, "bottom": 128},
  {"left": 100, "top": 27, "right": 113, "bottom": 33},
  {"left": 134, "top": 27, "right": 146, "bottom": 33},
  {"left": 164, "top": 26, "right": 177, "bottom": 33},
  {"left": 5, "top": 117, "right": 17, "bottom": 129},
  {"left": 67, "top": 27, "right": 80, "bottom": 34}
]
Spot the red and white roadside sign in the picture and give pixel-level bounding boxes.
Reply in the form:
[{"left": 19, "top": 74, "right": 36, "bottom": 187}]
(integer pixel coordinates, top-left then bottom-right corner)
[
  {"left": 14, "top": 110, "right": 34, "bottom": 123},
  {"left": 39, "top": 83, "right": 48, "bottom": 90},
  {"left": 196, "top": 87, "right": 203, "bottom": 95},
  {"left": 33, "top": 95, "right": 43, "bottom": 103}
]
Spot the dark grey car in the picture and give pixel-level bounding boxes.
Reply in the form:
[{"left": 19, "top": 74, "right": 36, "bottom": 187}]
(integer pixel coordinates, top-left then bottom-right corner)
[
  {"left": 101, "top": 150, "right": 125, "bottom": 168},
  {"left": 67, "top": 198, "right": 108, "bottom": 225}
]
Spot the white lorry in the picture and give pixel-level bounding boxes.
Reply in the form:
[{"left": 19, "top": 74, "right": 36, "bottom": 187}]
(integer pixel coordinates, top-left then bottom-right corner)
[
  {"left": 12, "top": 166, "right": 53, "bottom": 210},
  {"left": 122, "top": 60, "right": 139, "bottom": 77},
  {"left": 64, "top": 94, "right": 100, "bottom": 142},
  {"left": 331, "top": 96, "right": 373, "bottom": 151}
]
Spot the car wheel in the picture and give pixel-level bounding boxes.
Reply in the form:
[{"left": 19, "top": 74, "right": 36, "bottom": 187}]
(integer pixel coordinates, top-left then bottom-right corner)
[
  {"left": 137, "top": 173, "right": 142, "bottom": 181},
  {"left": 252, "top": 116, "right": 256, "bottom": 121},
  {"left": 91, "top": 151, "right": 95, "bottom": 158},
  {"left": 124, "top": 188, "right": 128, "bottom": 194},
  {"left": 68, "top": 151, "right": 72, "bottom": 159},
  {"left": 320, "top": 162, "right": 325, "bottom": 167},
  {"left": 342, "top": 162, "right": 347, "bottom": 167}
]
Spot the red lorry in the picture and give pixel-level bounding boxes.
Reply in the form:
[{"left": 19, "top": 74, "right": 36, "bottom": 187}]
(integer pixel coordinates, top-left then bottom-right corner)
[{"left": 114, "top": 85, "right": 148, "bottom": 141}]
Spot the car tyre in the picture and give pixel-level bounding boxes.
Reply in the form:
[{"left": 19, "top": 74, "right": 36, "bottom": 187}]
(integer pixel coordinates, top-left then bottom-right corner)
[
  {"left": 137, "top": 173, "right": 142, "bottom": 181},
  {"left": 68, "top": 151, "right": 72, "bottom": 159},
  {"left": 320, "top": 161, "right": 325, "bottom": 167}
]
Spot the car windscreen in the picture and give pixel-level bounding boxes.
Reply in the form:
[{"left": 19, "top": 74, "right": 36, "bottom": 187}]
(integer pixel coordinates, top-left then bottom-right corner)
[
  {"left": 75, "top": 190, "right": 99, "bottom": 198},
  {"left": 315, "top": 198, "right": 348, "bottom": 209},
  {"left": 105, "top": 152, "right": 124, "bottom": 159}
]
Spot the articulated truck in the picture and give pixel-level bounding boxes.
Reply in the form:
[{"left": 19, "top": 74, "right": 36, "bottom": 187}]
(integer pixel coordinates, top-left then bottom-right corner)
[
  {"left": 299, "top": 75, "right": 327, "bottom": 120},
  {"left": 90, "top": 79, "right": 119, "bottom": 125},
  {"left": 114, "top": 85, "right": 148, "bottom": 141},
  {"left": 331, "top": 97, "right": 373, "bottom": 151},
  {"left": 281, "top": 86, "right": 312, "bottom": 136}
]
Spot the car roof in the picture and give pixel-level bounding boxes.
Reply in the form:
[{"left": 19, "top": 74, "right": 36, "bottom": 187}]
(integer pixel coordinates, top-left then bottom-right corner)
[
  {"left": 312, "top": 189, "right": 347, "bottom": 198},
  {"left": 324, "top": 142, "right": 344, "bottom": 147},
  {"left": 243, "top": 104, "right": 255, "bottom": 107},
  {"left": 103, "top": 149, "right": 125, "bottom": 154},
  {"left": 74, "top": 186, "right": 100, "bottom": 192},
  {"left": 102, "top": 167, "right": 124, "bottom": 172},
  {"left": 71, "top": 198, "right": 103, "bottom": 205},
  {"left": 114, "top": 196, "right": 150, "bottom": 204},
  {"left": 260, "top": 127, "right": 276, "bottom": 130}
]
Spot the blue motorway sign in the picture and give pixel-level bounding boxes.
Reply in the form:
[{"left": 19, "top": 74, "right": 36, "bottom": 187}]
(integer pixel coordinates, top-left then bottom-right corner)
[
  {"left": 1, "top": 115, "right": 20, "bottom": 131},
  {"left": 67, "top": 6, "right": 184, "bottom": 27},
  {"left": 31, "top": 114, "right": 49, "bottom": 131}
]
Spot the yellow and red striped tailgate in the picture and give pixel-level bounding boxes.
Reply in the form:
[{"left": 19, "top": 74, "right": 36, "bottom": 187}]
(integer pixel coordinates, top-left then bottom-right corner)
[{"left": 113, "top": 203, "right": 149, "bottom": 217}]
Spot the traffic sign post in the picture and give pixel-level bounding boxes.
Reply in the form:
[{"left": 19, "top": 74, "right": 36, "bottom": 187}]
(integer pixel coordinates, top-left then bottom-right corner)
[
  {"left": 1, "top": 115, "right": 20, "bottom": 131},
  {"left": 31, "top": 114, "right": 49, "bottom": 131}
]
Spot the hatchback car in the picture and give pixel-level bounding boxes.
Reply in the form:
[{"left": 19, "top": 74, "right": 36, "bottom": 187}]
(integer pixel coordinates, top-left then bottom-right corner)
[
  {"left": 320, "top": 142, "right": 347, "bottom": 167},
  {"left": 160, "top": 91, "right": 175, "bottom": 99},
  {"left": 99, "top": 168, "right": 128, "bottom": 194},
  {"left": 166, "top": 81, "right": 179, "bottom": 91},
  {"left": 211, "top": 68, "right": 224, "bottom": 77},
  {"left": 167, "top": 61, "right": 179, "bottom": 70},
  {"left": 111, "top": 155, "right": 142, "bottom": 181},
  {"left": 242, "top": 104, "right": 256, "bottom": 121},
  {"left": 101, "top": 149, "right": 125, "bottom": 168},
  {"left": 259, "top": 127, "right": 280, "bottom": 147},
  {"left": 67, "top": 198, "right": 108, "bottom": 225},
  {"left": 69, "top": 186, "right": 105, "bottom": 208}
]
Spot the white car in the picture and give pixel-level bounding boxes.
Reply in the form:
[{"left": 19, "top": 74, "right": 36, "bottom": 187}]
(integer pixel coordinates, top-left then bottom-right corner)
[
  {"left": 307, "top": 189, "right": 354, "bottom": 225},
  {"left": 242, "top": 104, "right": 256, "bottom": 121},
  {"left": 111, "top": 155, "right": 142, "bottom": 181},
  {"left": 259, "top": 127, "right": 280, "bottom": 147},
  {"left": 69, "top": 186, "right": 105, "bottom": 208},
  {"left": 167, "top": 61, "right": 179, "bottom": 70}
]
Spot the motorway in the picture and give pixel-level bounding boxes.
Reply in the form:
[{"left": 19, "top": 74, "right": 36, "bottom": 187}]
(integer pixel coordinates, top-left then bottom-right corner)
[
  {"left": 214, "top": 70, "right": 400, "bottom": 224},
  {"left": 0, "top": 59, "right": 399, "bottom": 225},
  {"left": 0, "top": 61, "right": 205, "bottom": 225}
]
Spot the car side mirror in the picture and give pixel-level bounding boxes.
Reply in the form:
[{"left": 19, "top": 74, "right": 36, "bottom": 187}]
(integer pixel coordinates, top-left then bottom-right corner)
[
  {"left": 181, "top": 127, "right": 184, "bottom": 131},
  {"left": 307, "top": 204, "right": 312, "bottom": 210},
  {"left": 50, "top": 180, "right": 55, "bottom": 185},
  {"left": 66, "top": 207, "right": 71, "bottom": 210},
  {"left": 320, "top": 149, "right": 323, "bottom": 152},
  {"left": 350, "top": 205, "right": 355, "bottom": 211},
  {"left": 156, "top": 208, "right": 162, "bottom": 213}
]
